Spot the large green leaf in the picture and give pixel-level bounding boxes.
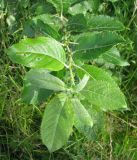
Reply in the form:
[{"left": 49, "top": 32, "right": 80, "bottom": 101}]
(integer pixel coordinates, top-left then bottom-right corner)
[
  {"left": 73, "top": 31, "right": 125, "bottom": 62},
  {"left": 72, "top": 98, "right": 93, "bottom": 131},
  {"left": 7, "top": 37, "right": 66, "bottom": 71},
  {"left": 41, "top": 94, "right": 74, "bottom": 152},
  {"left": 47, "top": 0, "right": 72, "bottom": 13},
  {"left": 25, "top": 69, "right": 66, "bottom": 91},
  {"left": 87, "top": 15, "right": 125, "bottom": 31},
  {"left": 81, "top": 80, "right": 127, "bottom": 111}
]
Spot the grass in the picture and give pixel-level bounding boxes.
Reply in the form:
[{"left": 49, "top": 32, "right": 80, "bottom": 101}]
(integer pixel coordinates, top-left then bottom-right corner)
[{"left": 0, "top": 0, "right": 137, "bottom": 159}]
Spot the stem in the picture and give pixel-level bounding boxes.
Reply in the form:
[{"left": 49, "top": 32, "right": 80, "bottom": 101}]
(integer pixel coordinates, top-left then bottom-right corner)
[{"left": 66, "top": 46, "right": 75, "bottom": 87}]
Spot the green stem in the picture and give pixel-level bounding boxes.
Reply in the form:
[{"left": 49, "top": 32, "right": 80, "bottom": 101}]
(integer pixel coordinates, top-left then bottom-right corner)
[{"left": 66, "top": 46, "right": 75, "bottom": 87}]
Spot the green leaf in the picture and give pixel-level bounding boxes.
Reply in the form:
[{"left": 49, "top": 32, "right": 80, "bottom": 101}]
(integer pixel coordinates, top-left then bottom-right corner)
[
  {"left": 73, "top": 31, "right": 125, "bottom": 62},
  {"left": 81, "top": 80, "right": 127, "bottom": 111},
  {"left": 22, "top": 82, "right": 53, "bottom": 105},
  {"left": 41, "top": 94, "right": 74, "bottom": 152},
  {"left": 72, "top": 98, "right": 93, "bottom": 131},
  {"left": 25, "top": 69, "right": 66, "bottom": 91},
  {"left": 75, "top": 100, "right": 105, "bottom": 140},
  {"left": 7, "top": 37, "right": 66, "bottom": 71},
  {"left": 32, "top": 14, "right": 62, "bottom": 31},
  {"left": 77, "top": 64, "right": 117, "bottom": 86},
  {"left": 87, "top": 15, "right": 125, "bottom": 31},
  {"left": 67, "top": 14, "right": 87, "bottom": 32},
  {"left": 47, "top": 0, "right": 71, "bottom": 13},
  {"left": 35, "top": 20, "right": 61, "bottom": 40},
  {"left": 101, "top": 47, "right": 129, "bottom": 66},
  {"left": 87, "top": 0, "right": 100, "bottom": 13}
]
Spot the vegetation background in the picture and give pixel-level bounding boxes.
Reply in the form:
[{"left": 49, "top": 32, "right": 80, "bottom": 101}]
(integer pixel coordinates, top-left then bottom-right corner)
[{"left": 0, "top": 0, "right": 137, "bottom": 159}]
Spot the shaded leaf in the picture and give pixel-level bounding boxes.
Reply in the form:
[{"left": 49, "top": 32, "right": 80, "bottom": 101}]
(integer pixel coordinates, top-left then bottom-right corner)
[
  {"left": 22, "top": 82, "right": 53, "bottom": 105},
  {"left": 25, "top": 69, "right": 66, "bottom": 91},
  {"left": 67, "top": 14, "right": 87, "bottom": 32}
]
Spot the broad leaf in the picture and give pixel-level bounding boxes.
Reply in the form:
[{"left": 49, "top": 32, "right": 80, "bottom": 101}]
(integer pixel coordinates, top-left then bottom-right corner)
[
  {"left": 47, "top": 0, "right": 72, "bottom": 13},
  {"left": 72, "top": 98, "right": 93, "bottom": 131},
  {"left": 81, "top": 80, "right": 127, "bottom": 111},
  {"left": 101, "top": 47, "right": 129, "bottom": 66},
  {"left": 7, "top": 37, "right": 66, "bottom": 71},
  {"left": 87, "top": 15, "right": 125, "bottom": 31},
  {"left": 73, "top": 31, "right": 125, "bottom": 62},
  {"left": 25, "top": 69, "right": 66, "bottom": 91},
  {"left": 41, "top": 94, "right": 74, "bottom": 152}
]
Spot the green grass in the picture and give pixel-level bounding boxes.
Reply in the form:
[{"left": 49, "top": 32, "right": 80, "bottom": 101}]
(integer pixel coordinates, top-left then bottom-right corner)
[{"left": 0, "top": 0, "right": 137, "bottom": 159}]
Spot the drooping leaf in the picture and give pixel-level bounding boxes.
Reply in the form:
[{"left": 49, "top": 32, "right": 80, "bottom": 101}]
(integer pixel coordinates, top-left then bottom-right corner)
[
  {"left": 25, "top": 69, "right": 66, "bottom": 91},
  {"left": 73, "top": 31, "right": 125, "bottom": 62},
  {"left": 72, "top": 98, "right": 93, "bottom": 131},
  {"left": 47, "top": 0, "right": 72, "bottom": 13},
  {"left": 87, "top": 15, "right": 125, "bottom": 31},
  {"left": 101, "top": 47, "right": 129, "bottom": 66},
  {"left": 41, "top": 94, "right": 74, "bottom": 152},
  {"left": 22, "top": 82, "right": 53, "bottom": 105},
  {"left": 67, "top": 14, "right": 87, "bottom": 32},
  {"left": 81, "top": 80, "right": 127, "bottom": 111},
  {"left": 7, "top": 37, "right": 66, "bottom": 71}
]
